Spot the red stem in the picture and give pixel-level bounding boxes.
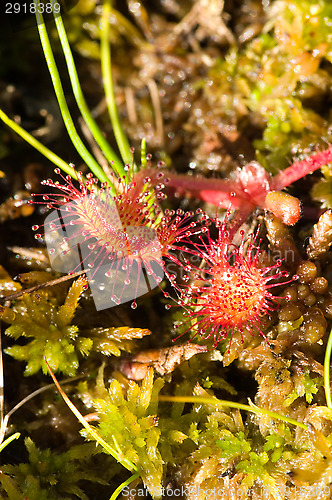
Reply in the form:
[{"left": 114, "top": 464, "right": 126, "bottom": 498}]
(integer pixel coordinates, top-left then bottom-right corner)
[
  {"left": 153, "top": 171, "right": 242, "bottom": 208},
  {"left": 226, "top": 207, "right": 253, "bottom": 241},
  {"left": 272, "top": 146, "right": 332, "bottom": 190}
]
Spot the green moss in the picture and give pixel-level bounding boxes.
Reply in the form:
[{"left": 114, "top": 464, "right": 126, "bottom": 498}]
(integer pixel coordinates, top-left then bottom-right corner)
[
  {"left": 312, "top": 165, "right": 332, "bottom": 208},
  {"left": 263, "top": 427, "right": 292, "bottom": 462},
  {"left": 217, "top": 430, "right": 251, "bottom": 458},
  {"left": 0, "top": 273, "right": 151, "bottom": 376},
  {"left": 284, "top": 369, "right": 323, "bottom": 406},
  {"left": 1, "top": 277, "right": 90, "bottom": 376},
  {"left": 205, "top": 0, "right": 332, "bottom": 173},
  {"left": 82, "top": 368, "right": 164, "bottom": 498},
  {"left": 0, "top": 439, "right": 106, "bottom": 500},
  {"left": 2, "top": 1, "right": 332, "bottom": 498}
]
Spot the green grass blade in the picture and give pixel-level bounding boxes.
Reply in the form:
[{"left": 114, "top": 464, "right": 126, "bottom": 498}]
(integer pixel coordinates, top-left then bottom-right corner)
[
  {"left": 159, "top": 395, "right": 308, "bottom": 430},
  {"left": 101, "top": 0, "right": 133, "bottom": 167},
  {"left": 0, "top": 109, "right": 78, "bottom": 179},
  {"left": 0, "top": 432, "right": 20, "bottom": 453},
  {"left": 140, "top": 138, "right": 147, "bottom": 168},
  {"left": 33, "top": 0, "right": 113, "bottom": 188},
  {"left": 46, "top": 359, "right": 137, "bottom": 472},
  {"left": 53, "top": 10, "right": 125, "bottom": 178},
  {"left": 109, "top": 473, "right": 140, "bottom": 500}
]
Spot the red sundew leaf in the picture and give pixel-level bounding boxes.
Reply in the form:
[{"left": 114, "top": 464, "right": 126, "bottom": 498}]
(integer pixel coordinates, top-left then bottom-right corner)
[
  {"left": 31, "top": 166, "right": 208, "bottom": 308},
  {"left": 174, "top": 212, "right": 296, "bottom": 350}
]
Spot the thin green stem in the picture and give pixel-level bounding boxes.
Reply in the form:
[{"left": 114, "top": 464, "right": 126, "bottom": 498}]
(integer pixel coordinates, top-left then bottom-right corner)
[
  {"left": 34, "top": 0, "right": 114, "bottom": 189},
  {"left": 140, "top": 138, "right": 147, "bottom": 168},
  {"left": 109, "top": 473, "right": 140, "bottom": 500},
  {"left": 0, "top": 109, "right": 77, "bottom": 178},
  {"left": 159, "top": 395, "right": 308, "bottom": 430},
  {"left": 46, "top": 359, "right": 137, "bottom": 472},
  {"left": 108, "top": 7, "right": 151, "bottom": 50},
  {"left": 0, "top": 432, "right": 20, "bottom": 453},
  {"left": 324, "top": 327, "right": 332, "bottom": 409},
  {"left": 53, "top": 9, "right": 125, "bottom": 178},
  {"left": 101, "top": 0, "right": 133, "bottom": 167}
]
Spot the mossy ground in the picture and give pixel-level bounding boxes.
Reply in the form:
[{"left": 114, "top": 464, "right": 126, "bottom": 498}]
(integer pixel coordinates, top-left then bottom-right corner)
[{"left": 1, "top": 1, "right": 332, "bottom": 499}]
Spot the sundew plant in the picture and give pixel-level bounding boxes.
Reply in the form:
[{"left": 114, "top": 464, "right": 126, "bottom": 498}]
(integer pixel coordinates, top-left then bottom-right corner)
[{"left": 1, "top": 1, "right": 332, "bottom": 499}]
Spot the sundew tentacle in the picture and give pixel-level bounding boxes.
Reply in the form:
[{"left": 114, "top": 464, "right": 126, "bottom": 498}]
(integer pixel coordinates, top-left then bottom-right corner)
[
  {"left": 31, "top": 166, "right": 208, "bottom": 307},
  {"left": 173, "top": 212, "right": 297, "bottom": 349}
]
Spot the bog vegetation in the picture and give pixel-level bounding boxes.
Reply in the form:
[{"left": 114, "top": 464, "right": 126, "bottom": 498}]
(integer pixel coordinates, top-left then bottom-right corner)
[{"left": 1, "top": 1, "right": 332, "bottom": 499}]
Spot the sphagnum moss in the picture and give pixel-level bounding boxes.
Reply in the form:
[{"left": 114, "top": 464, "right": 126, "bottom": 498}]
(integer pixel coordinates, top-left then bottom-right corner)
[{"left": 1, "top": 1, "right": 332, "bottom": 499}]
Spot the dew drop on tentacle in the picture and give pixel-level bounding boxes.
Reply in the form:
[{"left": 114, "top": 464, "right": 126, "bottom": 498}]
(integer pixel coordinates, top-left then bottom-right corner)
[
  {"left": 171, "top": 212, "right": 297, "bottom": 349},
  {"left": 111, "top": 295, "right": 121, "bottom": 305},
  {"left": 131, "top": 301, "right": 137, "bottom": 309}
]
